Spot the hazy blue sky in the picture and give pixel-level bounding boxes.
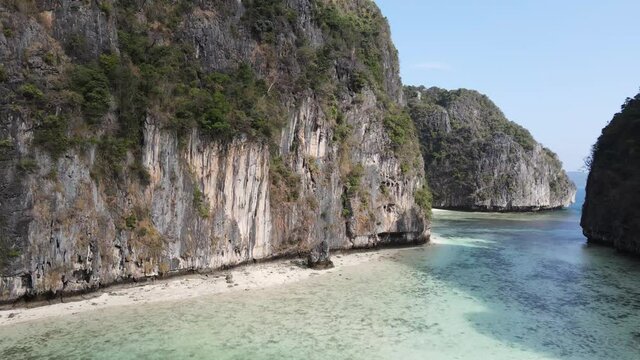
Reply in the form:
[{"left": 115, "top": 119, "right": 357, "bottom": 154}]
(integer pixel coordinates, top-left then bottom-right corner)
[{"left": 375, "top": 0, "right": 640, "bottom": 171}]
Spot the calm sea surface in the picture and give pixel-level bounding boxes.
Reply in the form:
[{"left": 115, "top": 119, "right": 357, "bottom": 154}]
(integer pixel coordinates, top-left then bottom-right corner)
[{"left": 1, "top": 187, "right": 640, "bottom": 359}]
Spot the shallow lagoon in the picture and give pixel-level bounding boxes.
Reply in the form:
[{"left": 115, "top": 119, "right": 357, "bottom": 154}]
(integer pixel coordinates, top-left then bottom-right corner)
[{"left": 1, "top": 196, "right": 639, "bottom": 359}]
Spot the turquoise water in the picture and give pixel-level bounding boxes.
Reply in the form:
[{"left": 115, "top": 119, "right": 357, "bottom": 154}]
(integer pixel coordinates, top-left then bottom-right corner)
[{"left": 1, "top": 190, "right": 640, "bottom": 359}]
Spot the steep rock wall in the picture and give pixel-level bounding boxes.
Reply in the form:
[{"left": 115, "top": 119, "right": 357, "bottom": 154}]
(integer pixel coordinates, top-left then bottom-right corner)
[
  {"left": 581, "top": 93, "right": 640, "bottom": 255},
  {"left": 406, "top": 86, "right": 575, "bottom": 211},
  {"left": 0, "top": 0, "right": 429, "bottom": 302}
]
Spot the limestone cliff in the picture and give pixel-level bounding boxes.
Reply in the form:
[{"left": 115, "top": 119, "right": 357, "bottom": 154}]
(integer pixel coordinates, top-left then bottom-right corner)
[
  {"left": 0, "top": 0, "right": 429, "bottom": 302},
  {"left": 406, "top": 86, "right": 575, "bottom": 211},
  {"left": 581, "top": 93, "right": 640, "bottom": 255}
]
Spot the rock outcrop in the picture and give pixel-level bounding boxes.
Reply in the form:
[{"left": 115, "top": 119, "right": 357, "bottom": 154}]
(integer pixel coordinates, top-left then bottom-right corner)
[
  {"left": 406, "top": 86, "right": 576, "bottom": 211},
  {"left": 581, "top": 93, "right": 640, "bottom": 255},
  {"left": 307, "top": 240, "right": 333, "bottom": 269},
  {"left": 0, "top": 0, "right": 429, "bottom": 302}
]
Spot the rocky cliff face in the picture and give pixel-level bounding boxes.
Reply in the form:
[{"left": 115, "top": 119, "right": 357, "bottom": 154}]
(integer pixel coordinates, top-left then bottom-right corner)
[
  {"left": 0, "top": 0, "right": 429, "bottom": 302},
  {"left": 406, "top": 86, "right": 575, "bottom": 211},
  {"left": 581, "top": 93, "right": 640, "bottom": 255}
]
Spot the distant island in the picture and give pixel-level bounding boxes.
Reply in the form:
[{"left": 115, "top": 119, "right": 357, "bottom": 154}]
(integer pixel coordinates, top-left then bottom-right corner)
[{"left": 406, "top": 86, "right": 576, "bottom": 212}]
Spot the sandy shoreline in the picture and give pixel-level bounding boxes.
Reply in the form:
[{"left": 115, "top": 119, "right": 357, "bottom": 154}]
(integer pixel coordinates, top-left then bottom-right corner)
[{"left": 0, "top": 247, "right": 415, "bottom": 327}]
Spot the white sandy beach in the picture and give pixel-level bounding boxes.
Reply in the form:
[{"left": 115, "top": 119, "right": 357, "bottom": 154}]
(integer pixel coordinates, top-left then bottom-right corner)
[{"left": 0, "top": 247, "right": 419, "bottom": 327}]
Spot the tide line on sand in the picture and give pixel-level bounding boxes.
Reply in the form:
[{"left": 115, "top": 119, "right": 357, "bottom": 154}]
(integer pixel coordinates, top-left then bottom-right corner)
[{"left": 0, "top": 246, "right": 426, "bottom": 327}]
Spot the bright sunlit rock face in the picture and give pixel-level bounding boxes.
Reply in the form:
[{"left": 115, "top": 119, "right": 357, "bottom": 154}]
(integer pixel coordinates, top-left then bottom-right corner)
[{"left": 0, "top": 0, "right": 428, "bottom": 302}]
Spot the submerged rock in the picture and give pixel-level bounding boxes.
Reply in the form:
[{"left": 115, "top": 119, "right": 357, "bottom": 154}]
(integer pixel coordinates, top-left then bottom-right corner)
[
  {"left": 307, "top": 241, "right": 334, "bottom": 270},
  {"left": 406, "top": 86, "right": 576, "bottom": 211}
]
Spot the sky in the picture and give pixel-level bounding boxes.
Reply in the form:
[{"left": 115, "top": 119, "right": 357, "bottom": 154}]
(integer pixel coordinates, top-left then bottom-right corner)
[{"left": 375, "top": 0, "right": 640, "bottom": 171}]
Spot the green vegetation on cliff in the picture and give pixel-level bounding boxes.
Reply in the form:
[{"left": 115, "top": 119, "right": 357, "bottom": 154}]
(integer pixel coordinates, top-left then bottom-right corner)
[
  {"left": 10, "top": 1, "right": 288, "bottom": 181},
  {"left": 407, "top": 86, "right": 536, "bottom": 150},
  {"left": 0, "top": 0, "right": 423, "bottom": 203},
  {"left": 3, "top": 0, "right": 417, "bottom": 177},
  {"left": 243, "top": 0, "right": 296, "bottom": 44},
  {"left": 12, "top": 0, "right": 409, "bottom": 179},
  {"left": 414, "top": 184, "right": 433, "bottom": 218},
  {"left": 314, "top": 1, "right": 386, "bottom": 91}
]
